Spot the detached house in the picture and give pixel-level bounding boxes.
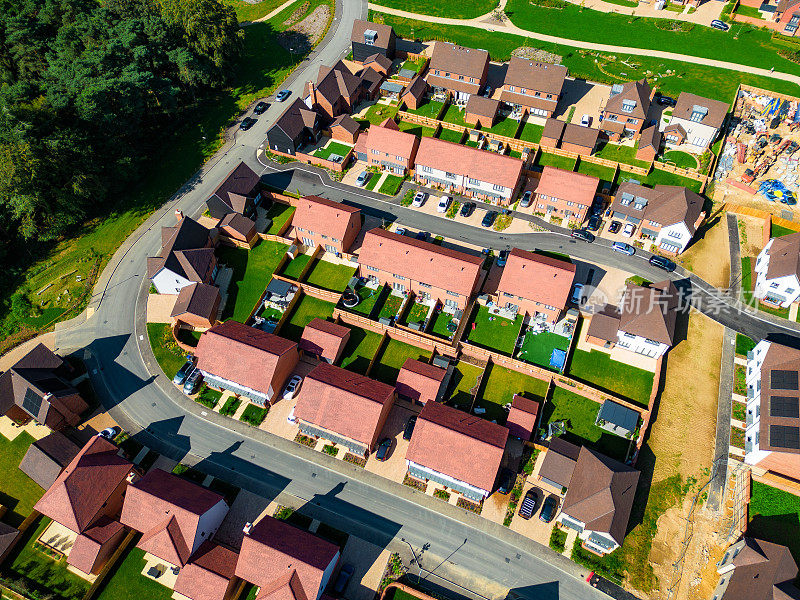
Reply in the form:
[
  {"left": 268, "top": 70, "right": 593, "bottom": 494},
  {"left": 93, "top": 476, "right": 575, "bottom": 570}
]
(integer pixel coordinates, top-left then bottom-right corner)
[
  {"left": 426, "top": 43, "right": 489, "bottom": 103},
  {"left": 599, "top": 80, "right": 652, "bottom": 142},
  {"left": 713, "top": 537, "right": 800, "bottom": 600},
  {"left": 171, "top": 283, "right": 221, "bottom": 330},
  {"left": 147, "top": 215, "right": 216, "bottom": 295},
  {"left": 291, "top": 195, "right": 361, "bottom": 254},
  {"left": 534, "top": 166, "right": 599, "bottom": 223},
  {"left": 609, "top": 182, "right": 706, "bottom": 255},
  {"left": 744, "top": 341, "right": 800, "bottom": 481},
  {"left": 206, "top": 162, "right": 262, "bottom": 220},
  {"left": 754, "top": 232, "right": 800, "bottom": 308},
  {"left": 351, "top": 20, "right": 396, "bottom": 63},
  {"left": 405, "top": 401, "right": 509, "bottom": 501},
  {"left": 305, "top": 61, "right": 382, "bottom": 121},
  {"left": 413, "top": 137, "right": 524, "bottom": 204},
  {"left": 358, "top": 228, "right": 484, "bottom": 311},
  {"left": 0, "top": 344, "right": 88, "bottom": 430},
  {"left": 266, "top": 98, "right": 322, "bottom": 156},
  {"left": 293, "top": 362, "right": 396, "bottom": 455},
  {"left": 665, "top": 92, "right": 728, "bottom": 152},
  {"left": 196, "top": 321, "right": 299, "bottom": 406},
  {"left": 495, "top": 249, "right": 576, "bottom": 324},
  {"left": 499, "top": 58, "right": 567, "bottom": 119},
  {"left": 354, "top": 118, "right": 420, "bottom": 176}
]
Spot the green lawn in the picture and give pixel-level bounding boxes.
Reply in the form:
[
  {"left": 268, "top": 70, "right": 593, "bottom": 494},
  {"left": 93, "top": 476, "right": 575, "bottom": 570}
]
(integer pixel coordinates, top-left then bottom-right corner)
[
  {"left": 240, "top": 403, "right": 269, "bottom": 426},
  {"left": 446, "top": 361, "right": 484, "bottom": 407},
  {"left": 741, "top": 256, "right": 753, "bottom": 293},
  {"left": 218, "top": 240, "right": 288, "bottom": 321},
  {"left": 437, "top": 127, "right": 464, "bottom": 143},
  {"left": 280, "top": 295, "right": 336, "bottom": 341},
  {"left": 364, "top": 172, "right": 381, "bottom": 191},
  {"left": 466, "top": 305, "right": 524, "bottom": 355},
  {"left": 147, "top": 323, "right": 187, "bottom": 379},
  {"left": 96, "top": 547, "right": 173, "bottom": 600},
  {"left": 536, "top": 151, "right": 576, "bottom": 171},
  {"left": 340, "top": 327, "right": 384, "bottom": 374},
  {"left": 265, "top": 203, "right": 295, "bottom": 235},
  {"left": 0, "top": 432, "right": 46, "bottom": 527},
  {"left": 371, "top": 338, "right": 431, "bottom": 385},
  {"left": 518, "top": 331, "right": 571, "bottom": 371},
  {"left": 742, "top": 256, "right": 791, "bottom": 318},
  {"left": 370, "top": 0, "right": 498, "bottom": 18},
  {"left": 441, "top": 104, "right": 468, "bottom": 127},
  {"left": 401, "top": 301, "right": 430, "bottom": 326},
  {"left": 281, "top": 253, "right": 312, "bottom": 280},
  {"left": 429, "top": 309, "right": 459, "bottom": 339},
  {"left": 397, "top": 120, "right": 437, "bottom": 137},
  {"left": 196, "top": 385, "right": 223, "bottom": 409},
  {"left": 349, "top": 284, "right": 386, "bottom": 318},
  {"left": 378, "top": 293, "right": 403, "bottom": 320},
  {"left": 313, "top": 141, "right": 353, "bottom": 161},
  {"left": 735, "top": 4, "right": 766, "bottom": 18},
  {"left": 749, "top": 481, "right": 800, "bottom": 567},
  {"left": 9, "top": 518, "right": 90, "bottom": 600},
  {"left": 772, "top": 223, "right": 798, "bottom": 237},
  {"left": 220, "top": 396, "right": 242, "bottom": 416},
  {"left": 223, "top": 0, "right": 288, "bottom": 21},
  {"left": 659, "top": 150, "right": 698, "bottom": 170},
  {"left": 483, "top": 116, "right": 521, "bottom": 138},
  {"left": 359, "top": 103, "right": 399, "bottom": 125},
  {"left": 400, "top": 58, "right": 426, "bottom": 74},
  {"left": 617, "top": 168, "right": 703, "bottom": 193},
  {"left": 405, "top": 100, "right": 446, "bottom": 119},
  {"left": 378, "top": 174, "right": 406, "bottom": 196},
  {"left": 542, "top": 387, "right": 632, "bottom": 462},
  {"left": 304, "top": 259, "right": 356, "bottom": 292},
  {"left": 735, "top": 333, "right": 756, "bottom": 357},
  {"left": 475, "top": 363, "right": 549, "bottom": 423},
  {"left": 567, "top": 349, "right": 654, "bottom": 408},
  {"left": 594, "top": 142, "right": 651, "bottom": 169},
  {"left": 576, "top": 160, "right": 616, "bottom": 183},
  {"left": 519, "top": 121, "right": 544, "bottom": 144}
]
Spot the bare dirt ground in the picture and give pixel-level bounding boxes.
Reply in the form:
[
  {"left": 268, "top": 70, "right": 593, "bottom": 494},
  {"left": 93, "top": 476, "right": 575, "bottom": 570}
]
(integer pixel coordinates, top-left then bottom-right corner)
[
  {"left": 676, "top": 207, "right": 730, "bottom": 288},
  {"left": 278, "top": 3, "right": 329, "bottom": 52},
  {"left": 737, "top": 215, "right": 766, "bottom": 258}
]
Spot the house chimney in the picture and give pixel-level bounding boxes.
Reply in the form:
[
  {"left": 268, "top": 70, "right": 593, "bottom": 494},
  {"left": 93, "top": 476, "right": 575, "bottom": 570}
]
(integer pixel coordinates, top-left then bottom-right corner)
[
  {"left": 175, "top": 209, "right": 184, "bottom": 221},
  {"left": 242, "top": 522, "right": 253, "bottom": 535},
  {"left": 306, "top": 81, "right": 318, "bottom": 107}
]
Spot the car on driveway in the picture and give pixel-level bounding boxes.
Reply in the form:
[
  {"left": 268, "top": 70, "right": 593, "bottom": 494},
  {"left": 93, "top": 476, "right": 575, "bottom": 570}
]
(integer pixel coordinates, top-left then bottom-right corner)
[
  {"left": 520, "top": 190, "right": 533, "bottom": 208},
  {"left": 710, "top": 19, "right": 730, "bottom": 31},
  {"left": 334, "top": 564, "right": 355, "bottom": 595},
  {"left": 580, "top": 114, "right": 591, "bottom": 127},
  {"left": 497, "top": 250, "right": 509, "bottom": 267},
  {"left": 497, "top": 468, "right": 514, "bottom": 495},
  {"left": 608, "top": 220, "right": 621, "bottom": 234},
  {"left": 460, "top": 202, "right": 475, "bottom": 217},
  {"left": 650, "top": 255, "right": 677, "bottom": 272},
  {"left": 412, "top": 191, "right": 427, "bottom": 207},
  {"left": 240, "top": 117, "right": 256, "bottom": 131},
  {"left": 621, "top": 222, "right": 636, "bottom": 238},
  {"left": 254, "top": 101, "right": 268, "bottom": 115},
  {"left": 355, "top": 171, "right": 370, "bottom": 187},
  {"left": 98, "top": 426, "right": 121, "bottom": 440},
  {"left": 612, "top": 241, "right": 635, "bottom": 255},
  {"left": 173, "top": 357, "right": 195, "bottom": 385},
  {"left": 276, "top": 89, "right": 292, "bottom": 102},
  {"left": 571, "top": 228, "right": 595, "bottom": 242},
  {"left": 518, "top": 487, "right": 542, "bottom": 519},
  {"left": 283, "top": 375, "right": 302, "bottom": 399},
  {"left": 183, "top": 369, "right": 203, "bottom": 395},
  {"left": 539, "top": 494, "right": 560, "bottom": 523},
  {"left": 375, "top": 438, "right": 392, "bottom": 461},
  {"left": 437, "top": 195, "right": 451, "bottom": 213},
  {"left": 571, "top": 283, "right": 585, "bottom": 305},
  {"left": 481, "top": 211, "right": 497, "bottom": 228},
  {"left": 403, "top": 415, "right": 417, "bottom": 441},
  {"left": 587, "top": 214, "right": 602, "bottom": 231}
]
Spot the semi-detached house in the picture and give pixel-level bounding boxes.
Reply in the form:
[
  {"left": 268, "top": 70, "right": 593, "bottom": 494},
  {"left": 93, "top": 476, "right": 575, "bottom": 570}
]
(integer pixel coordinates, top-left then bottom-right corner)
[
  {"left": 498, "top": 58, "right": 567, "bottom": 119},
  {"left": 354, "top": 118, "right": 420, "bottom": 175},
  {"left": 147, "top": 215, "right": 217, "bottom": 295},
  {"left": 425, "top": 42, "right": 489, "bottom": 103},
  {"left": 358, "top": 228, "right": 484, "bottom": 310},
  {"left": 754, "top": 232, "right": 800, "bottom": 308},
  {"left": 413, "top": 137, "right": 524, "bottom": 205},
  {"left": 534, "top": 166, "right": 599, "bottom": 223},
  {"left": 291, "top": 195, "right": 362, "bottom": 254}
]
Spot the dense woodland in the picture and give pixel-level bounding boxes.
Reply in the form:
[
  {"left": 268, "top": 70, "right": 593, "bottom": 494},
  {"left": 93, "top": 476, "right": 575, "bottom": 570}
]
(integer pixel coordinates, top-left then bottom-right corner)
[{"left": 0, "top": 0, "right": 242, "bottom": 264}]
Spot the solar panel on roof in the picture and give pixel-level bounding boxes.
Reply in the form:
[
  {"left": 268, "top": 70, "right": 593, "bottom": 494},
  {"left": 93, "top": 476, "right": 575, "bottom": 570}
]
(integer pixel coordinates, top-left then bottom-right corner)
[
  {"left": 771, "top": 370, "right": 799, "bottom": 390},
  {"left": 770, "top": 425, "right": 800, "bottom": 449},
  {"left": 771, "top": 396, "right": 800, "bottom": 418},
  {"left": 21, "top": 389, "right": 43, "bottom": 418}
]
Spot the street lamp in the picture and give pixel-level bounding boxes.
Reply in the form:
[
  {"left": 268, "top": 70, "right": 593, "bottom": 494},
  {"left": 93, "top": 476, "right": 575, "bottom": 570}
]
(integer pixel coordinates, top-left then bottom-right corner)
[{"left": 400, "top": 538, "right": 422, "bottom": 582}]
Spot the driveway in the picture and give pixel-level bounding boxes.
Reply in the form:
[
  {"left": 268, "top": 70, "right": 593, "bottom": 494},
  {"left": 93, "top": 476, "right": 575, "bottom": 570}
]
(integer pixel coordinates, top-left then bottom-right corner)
[
  {"left": 340, "top": 536, "right": 392, "bottom": 600},
  {"left": 555, "top": 79, "right": 610, "bottom": 126},
  {"left": 365, "top": 401, "right": 420, "bottom": 483}
]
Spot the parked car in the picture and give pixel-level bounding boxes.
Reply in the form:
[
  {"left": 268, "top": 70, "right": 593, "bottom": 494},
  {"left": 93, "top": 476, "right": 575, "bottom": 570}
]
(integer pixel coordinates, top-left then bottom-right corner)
[
  {"left": 283, "top": 375, "right": 303, "bottom": 399},
  {"left": 571, "top": 283, "right": 585, "bottom": 305},
  {"left": 287, "top": 407, "right": 297, "bottom": 424},
  {"left": 591, "top": 196, "right": 605, "bottom": 216},
  {"left": 586, "top": 214, "right": 602, "bottom": 231},
  {"left": 580, "top": 114, "right": 591, "bottom": 127},
  {"left": 460, "top": 202, "right": 475, "bottom": 217},
  {"left": 253, "top": 101, "right": 268, "bottom": 115},
  {"left": 621, "top": 222, "right": 636, "bottom": 238},
  {"left": 656, "top": 94, "right": 676, "bottom": 107},
  {"left": 710, "top": 19, "right": 730, "bottom": 31},
  {"left": 240, "top": 117, "right": 256, "bottom": 131},
  {"left": 497, "top": 250, "right": 509, "bottom": 267},
  {"left": 276, "top": 89, "right": 292, "bottom": 102},
  {"left": 403, "top": 415, "right": 417, "bottom": 441},
  {"left": 437, "top": 195, "right": 452, "bottom": 213},
  {"left": 649, "top": 255, "right": 677, "bottom": 272},
  {"left": 571, "top": 228, "right": 595, "bottom": 242},
  {"left": 608, "top": 220, "right": 622, "bottom": 234},
  {"left": 334, "top": 564, "right": 355, "bottom": 595},
  {"left": 497, "top": 468, "right": 514, "bottom": 495},
  {"left": 415, "top": 231, "right": 429, "bottom": 241},
  {"left": 412, "top": 191, "right": 427, "bottom": 207},
  {"left": 375, "top": 438, "right": 392, "bottom": 461},
  {"left": 183, "top": 369, "right": 203, "bottom": 395},
  {"left": 520, "top": 190, "right": 533, "bottom": 208},
  {"left": 612, "top": 241, "right": 635, "bottom": 255},
  {"left": 539, "top": 494, "right": 560, "bottom": 523},
  {"left": 173, "top": 357, "right": 196, "bottom": 385},
  {"left": 98, "top": 426, "right": 121, "bottom": 440},
  {"left": 481, "top": 211, "right": 498, "bottom": 228},
  {"left": 355, "top": 171, "right": 371, "bottom": 187},
  {"left": 518, "top": 487, "right": 542, "bottom": 519},
  {"left": 395, "top": 227, "right": 407, "bottom": 236}
]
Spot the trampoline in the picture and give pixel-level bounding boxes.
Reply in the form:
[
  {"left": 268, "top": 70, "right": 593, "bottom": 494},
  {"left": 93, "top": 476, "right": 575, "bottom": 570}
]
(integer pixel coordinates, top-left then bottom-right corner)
[
  {"left": 549, "top": 348, "right": 567, "bottom": 372},
  {"left": 758, "top": 179, "right": 797, "bottom": 205}
]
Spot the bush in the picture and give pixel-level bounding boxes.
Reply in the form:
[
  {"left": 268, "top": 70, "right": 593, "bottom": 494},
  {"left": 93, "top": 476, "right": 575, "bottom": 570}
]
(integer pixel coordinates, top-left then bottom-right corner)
[
  {"left": 522, "top": 448, "right": 540, "bottom": 475},
  {"left": 295, "top": 433, "right": 317, "bottom": 447},
  {"left": 433, "top": 488, "right": 451, "bottom": 501},
  {"left": 446, "top": 200, "right": 461, "bottom": 219},
  {"left": 493, "top": 213, "right": 513, "bottom": 231},
  {"left": 549, "top": 527, "right": 568, "bottom": 553},
  {"left": 403, "top": 473, "right": 427, "bottom": 491},
  {"left": 457, "top": 497, "right": 482, "bottom": 514},
  {"left": 323, "top": 444, "right": 339, "bottom": 457},
  {"left": 343, "top": 452, "right": 366, "bottom": 467},
  {"left": 653, "top": 19, "right": 694, "bottom": 31},
  {"left": 400, "top": 189, "right": 415, "bottom": 206}
]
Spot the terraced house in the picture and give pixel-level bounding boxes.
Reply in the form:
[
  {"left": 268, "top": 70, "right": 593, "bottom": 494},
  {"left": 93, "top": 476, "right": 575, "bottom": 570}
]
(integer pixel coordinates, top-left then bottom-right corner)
[
  {"left": 425, "top": 42, "right": 489, "bottom": 103},
  {"left": 498, "top": 58, "right": 567, "bottom": 119},
  {"left": 413, "top": 137, "right": 524, "bottom": 204},
  {"left": 357, "top": 228, "right": 484, "bottom": 310},
  {"left": 354, "top": 118, "right": 420, "bottom": 175},
  {"left": 599, "top": 79, "right": 652, "bottom": 142},
  {"left": 290, "top": 195, "right": 362, "bottom": 254}
]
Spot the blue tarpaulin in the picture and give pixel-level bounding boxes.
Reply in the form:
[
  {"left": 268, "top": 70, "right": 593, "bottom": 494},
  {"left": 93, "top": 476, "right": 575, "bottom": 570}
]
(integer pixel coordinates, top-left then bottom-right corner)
[
  {"left": 758, "top": 179, "right": 797, "bottom": 205},
  {"left": 549, "top": 348, "right": 567, "bottom": 371}
]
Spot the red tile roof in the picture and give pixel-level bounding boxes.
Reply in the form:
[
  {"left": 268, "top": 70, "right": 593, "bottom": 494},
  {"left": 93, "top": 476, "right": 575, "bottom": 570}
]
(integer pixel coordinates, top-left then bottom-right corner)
[
  {"left": 235, "top": 516, "right": 339, "bottom": 597},
  {"left": 364, "top": 120, "right": 419, "bottom": 161},
  {"left": 506, "top": 395, "right": 539, "bottom": 441},
  {"left": 359, "top": 228, "right": 483, "bottom": 298},
  {"left": 406, "top": 402, "right": 508, "bottom": 492},
  {"left": 67, "top": 516, "right": 124, "bottom": 574},
  {"left": 395, "top": 359, "right": 447, "bottom": 404},
  {"left": 299, "top": 318, "right": 351, "bottom": 359},
  {"left": 120, "top": 469, "right": 225, "bottom": 566},
  {"left": 292, "top": 196, "right": 360, "bottom": 243},
  {"left": 34, "top": 437, "right": 133, "bottom": 533},
  {"left": 536, "top": 166, "right": 599, "bottom": 207},
  {"left": 196, "top": 321, "right": 298, "bottom": 397},
  {"left": 497, "top": 249, "right": 575, "bottom": 310},
  {"left": 294, "top": 363, "right": 395, "bottom": 446},
  {"left": 174, "top": 541, "right": 239, "bottom": 600},
  {"left": 415, "top": 137, "right": 523, "bottom": 190}
]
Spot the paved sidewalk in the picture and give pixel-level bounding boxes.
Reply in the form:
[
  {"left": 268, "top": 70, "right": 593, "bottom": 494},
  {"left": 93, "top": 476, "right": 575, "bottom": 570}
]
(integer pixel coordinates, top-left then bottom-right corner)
[{"left": 708, "top": 326, "right": 735, "bottom": 513}]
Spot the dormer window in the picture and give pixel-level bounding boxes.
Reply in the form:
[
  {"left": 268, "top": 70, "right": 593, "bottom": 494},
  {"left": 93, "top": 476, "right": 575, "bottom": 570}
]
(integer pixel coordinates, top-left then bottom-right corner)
[
  {"left": 690, "top": 105, "right": 708, "bottom": 123},
  {"left": 619, "top": 192, "right": 633, "bottom": 206},
  {"left": 364, "top": 30, "right": 377, "bottom": 46},
  {"left": 621, "top": 99, "right": 636, "bottom": 113}
]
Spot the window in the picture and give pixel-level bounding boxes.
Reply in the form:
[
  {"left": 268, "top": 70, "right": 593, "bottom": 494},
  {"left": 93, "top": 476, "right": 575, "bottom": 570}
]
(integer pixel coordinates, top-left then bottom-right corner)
[
  {"left": 321, "top": 235, "right": 328, "bottom": 240},
  {"left": 771, "top": 282, "right": 780, "bottom": 289},
  {"left": 627, "top": 118, "right": 637, "bottom": 124},
  {"left": 434, "top": 69, "right": 440, "bottom": 75},
  {"left": 534, "top": 91, "right": 541, "bottom": 97},
  {"left": 668, "top": 230, "right": 682, "bottom": 239},
  {"left": 365, "top": 265, "right": 378, "bottom": 272},
  {"left": 547, "top": 94, "right": 553, "bottom": 99},
  {"left": 371, "top": 149, "right": 379, "bottom": 155},
  {"left": 446, "top": 290, "right": 460, "bottom": 297},
  {"left": 690, "top": 106, "right": 708, "bottom": 123},
  {"left": 470, "top": 77, "right": 474, "bottom": 83},
  {"left": 396, "top": 155, "right": 404, "bottom": 161},
  {"left": 787, "top": 14, "right": 800, "bottom": 33},
  {"left": 509, "top": 86, "right": 515, "bottom": 92},
  {"left": 296, "top": 227, "right": 304, "bottom": 232},
  {"left": 520, "top": 88, "right": 527, "bottom": 94},
  {"left": 459, "top": 75, "right": 464, "bottom": 81},
  {"left": 607, "top": 114, "right": 618, "bottom": 121},
  {"left": 787, "top": 288, "right": 796, "bottom": 294},
  {"left": 331, "top": 237, "right": 340, "bottom": 242},
  {"left": 420, "top": 165, "right": 432, "bottom": 173},
  {"left": 648, "top": 220, "right": 660, "bottom": 227},
  {"left": 538, "top": 203, "right": 545, "bottom": 209},
  {"left": 623, "top": 332, "right": 636, "bottom": 339},
  {"left": 493, "top": 184, "right": 504, "bottom": 192},
  {"left": 394, "top": 274, "right": 406, "bottom": 280},
  {"left": 566, "top": 201, "right": 575, "bottom": 207},
  {"left": 393, "top": 282, "right": 405, "bottom": 292},
  {"left": 446, "top": 172, "right": 457, "bottom": 179},
  {"left": 419, "top": 282, "right": 432, "bottom": 288},
  {"left": 325, "top": 244, "right": 336, "bottom": 253},
  {"left": 301, "top": 237, "right": 314, "bottom": 246},
  {"left": 621, "top": 99, "right": 636, "bottom": 113}
]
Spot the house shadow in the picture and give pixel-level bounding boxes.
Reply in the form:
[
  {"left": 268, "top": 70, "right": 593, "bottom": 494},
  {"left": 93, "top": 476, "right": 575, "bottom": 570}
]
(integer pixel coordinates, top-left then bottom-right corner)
[
  {"left": 135, "top": 415, "right": 193, "bottom": 462},
  {"left": 554, "top": 78, "right": 595, "bottom": 119},
  {"left": 82, "top": 334, "right": 156, "bottom": 412},
  {"left": 507, "top": 582, "right": 560, "bottom": 600},
  {"left": 747, "top": 512, "right": 800, "bottom": 564}
]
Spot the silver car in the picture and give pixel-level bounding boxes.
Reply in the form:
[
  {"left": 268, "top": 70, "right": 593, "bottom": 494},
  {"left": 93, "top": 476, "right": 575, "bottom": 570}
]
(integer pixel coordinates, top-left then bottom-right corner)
[{"left": 612, "top": 241, "right": 635, "bottom": 255}]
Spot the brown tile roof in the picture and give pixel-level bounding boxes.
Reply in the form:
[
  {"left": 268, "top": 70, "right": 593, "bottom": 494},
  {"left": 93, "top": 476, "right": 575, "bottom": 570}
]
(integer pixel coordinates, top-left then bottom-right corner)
[
  {"left": 506, "top": 394, "right": 539, "bottom": 441},
  {"left": 497, "top": 248, "right": 575, "bottom": 311},
  {"left": 208, "top": 163, "right": 260, "bottom": 214},
  {"left": 67, "top": 516, "right": 124, "bottom": 574},
  {"left": 218, "top": 213, "right": 256, "bottom": 241},
  {"left": 603, "top": 79, "right": 651, "bottom": 120},
  {"left": 315, "top": 62, "right": 361, "bottom": 104},
  {"left": 429, "top": 43, "right": 488, "bottom": 82},
  {"left": 405, "top": 402, "right": 508, "bottom": 492},
  {"left": 723, "top": 537, "right": 800, "bottom": 600},
  {"left": 541, "top": 118, "right": 565, "bottom": 142},
  {"left": 34, "top": 437, "right": 133, "bottom": 533},
  {"left": 196, "top": 321, "right": 298, "bottom": 397},
  {"left": 672, "top": 92, "right": 729, "bottom": 131},
  {"left": 465, "top": 95, "right": 499, "bottom": 119},
  {"left": 758, "top": 343, "right": 800, "bottom": 456},
  {"left": 294, "top": 363, "right": 395, "bottom": 446},
  {"left": 619, "top": 281, "right": 679, "bottom": 345},
  {"left": 330, "top": 114, "right": 361, "bottom": 135},
  {"left": 121, "top": 469, "right": 225, "bottom": 566},
  {"left": 174, "top": 541, "right": 240, "bottom": 600},
  {"left": 299, "top": 318, "right": 351, "bottom": 359},
  {"left": 765, "top": 232, "right": 800, "bottom": 281},
  {"left": 611, "top": 182, "right": 704, "bottom": 232},
  {"left": 351, "top": 20, "right": 394, "bottom": 48},
  {"left": 292, "top": 195, "right": 360, "bottom": 244},
  {"left": 0, "top": 522, "right": 19, "bottom": 559},
  {"left": 538, "top": 437, "right": 580, "bottom": 488},
  {"left": 395, "top": 358, "right": 447, "bottom": 404},
  {"left": 171, "top": 283, "right": 221, "bottom": 322},
  {"left": 561, "top": 123, "right": 599, "bottom": 149},
  {"left": 364, "top": 120, "right": 420, "bottom": 161},
  {"left": 359, "top": 228, "right": 483, "bottom": 298},
  {"left": 272, "top": 98, "right": 321, "bottom": 141},
  {"left": 401, "top": 74, "right": 427, "bottom": 104},
  {"left": 586, "top": 305, "right": 621, "bottom": 343},
  {"left": 536, "top": 166, "right": 599, "bottom": 207},
  {"left": 235, "top": 515, "right": 339, "bottom": 596},
  {"left": 561, "top": 446, "right": 640, "bottom": 545},
  {"left": 664, "top": 122, "right": 687, "bottom": 140},
  {"left": 639, "top": 123, "right": 661, "bottom": 152},
  {"left": 363, "top": 53, "right": 392, "bottom": 72},
  {"left": 414, "top": 136, "right": 524, "bottom": 190},
  {"left": 147, "top": 216, "right": 211, "bottom": 279},
  {"left": 19, "top": 431, "right": 80, "bottom": 490},
  {"left": 504, "top": 58, "right": 567, "bottom": 96}
]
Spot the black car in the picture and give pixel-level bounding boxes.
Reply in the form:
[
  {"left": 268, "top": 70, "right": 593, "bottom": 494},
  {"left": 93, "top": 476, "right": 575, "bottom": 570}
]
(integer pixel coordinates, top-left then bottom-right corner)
[
  {"left": 240, "top": 117, "right": 257, "bottom": 131},
  {"left": 334, "top": 564, "right": 355, "bottom": 595},
  {"left": 375, "top": 438, "right": 392, "bottom": 461},
  {"left": 571, "top": 228, "right": 595, "bottom": 242},
  {"left": 403, "top": 415, "right": 417, "bottom": 441},
  {"left": 591, "top": 197, "right": 605, "bottom": 216},
  {"left": 657, "top": 94, "right": 676, "bottom": 107},
  {"left": 518, "top": 487, "right": 542, "bottom": 520},
  {"left": 649, "top": 255, "right": 677, "bottom": 272},
  {"left": 482, "top": 210, "right": 498, "bottom": 228},
  {"left": 253, "top": 101, "right": 268, "bottom": 115},
  {"left": 415, "top": 231, "right": 429, "bottom": 241},
  {"left": 539, "top": 494, "right": 560, "bottom": 523},
  {"left": 586, "top": 214, "right": 602, "bottom": 231},
  {"left": 460, "top": 202, "right": 475, "bottom": 217},
  {"left": 497, "top": 468, "right": 514, "bottom": 495},
  {"left": 173, "top": 357, "right": 196, "bottom": 385},
  {"left": 608, "top": 220, "right": 621, "bottom": 234}
]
